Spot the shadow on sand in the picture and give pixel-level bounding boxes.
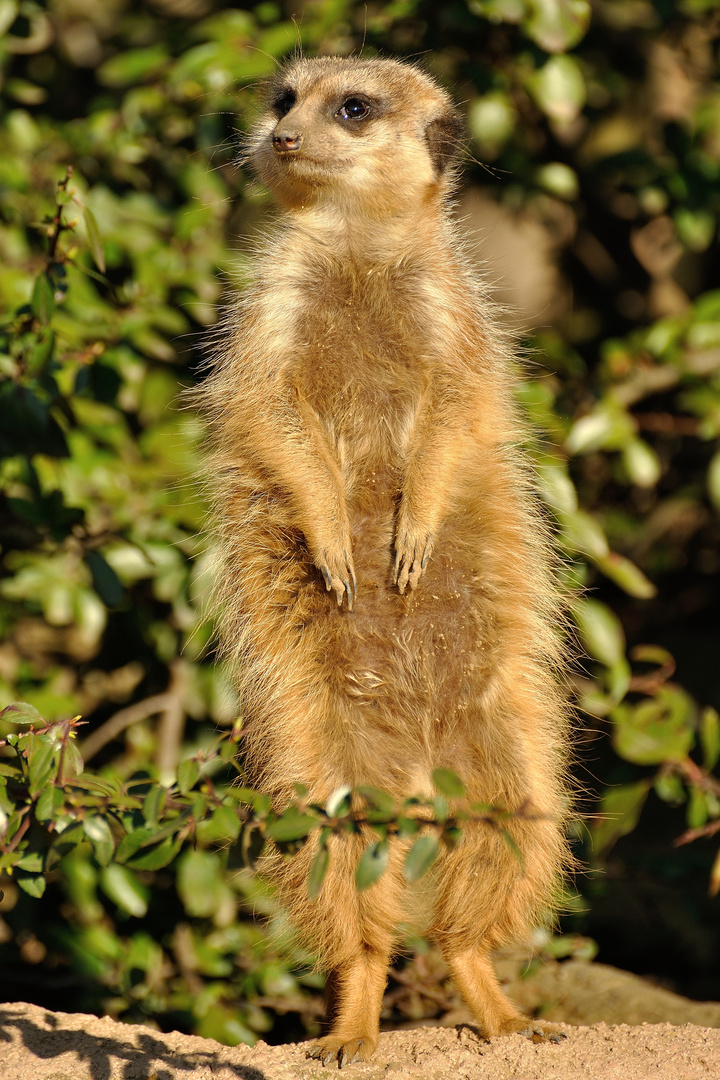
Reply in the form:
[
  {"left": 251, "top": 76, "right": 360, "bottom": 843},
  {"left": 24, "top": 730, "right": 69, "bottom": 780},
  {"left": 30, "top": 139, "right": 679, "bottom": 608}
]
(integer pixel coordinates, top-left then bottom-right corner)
[{"left": 0, "top": 1006, "right": 268, "bottom": 1080}]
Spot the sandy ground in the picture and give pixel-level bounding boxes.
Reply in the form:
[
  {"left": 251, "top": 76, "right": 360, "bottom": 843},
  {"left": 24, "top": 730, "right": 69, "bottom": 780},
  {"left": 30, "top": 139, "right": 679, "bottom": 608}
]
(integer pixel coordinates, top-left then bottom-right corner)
[{"left": 2, "top": 998, "right": 720, "bottom": 1080}]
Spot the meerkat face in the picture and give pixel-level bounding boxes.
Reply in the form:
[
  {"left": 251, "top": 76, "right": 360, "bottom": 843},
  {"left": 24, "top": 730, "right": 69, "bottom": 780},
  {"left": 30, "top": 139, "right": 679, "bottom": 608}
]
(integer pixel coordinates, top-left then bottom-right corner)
[{"left": 247, "top": 57, "right": 462, "bottom": 216}]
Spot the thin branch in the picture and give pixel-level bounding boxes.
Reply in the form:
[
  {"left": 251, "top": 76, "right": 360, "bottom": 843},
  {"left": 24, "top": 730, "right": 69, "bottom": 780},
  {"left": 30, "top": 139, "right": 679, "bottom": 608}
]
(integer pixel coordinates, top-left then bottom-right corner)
[
  {"left": 155, "top": 661, "right": 188, "bottom": 786},
  {"left": 675, "top": 818, "right": 720, "bottom": 847},
  {"left": 675, "top": 757, "right": 720, "bottom": 798},
  {"left": 80, "top": 693, "right": 172, "bottom": 763}
]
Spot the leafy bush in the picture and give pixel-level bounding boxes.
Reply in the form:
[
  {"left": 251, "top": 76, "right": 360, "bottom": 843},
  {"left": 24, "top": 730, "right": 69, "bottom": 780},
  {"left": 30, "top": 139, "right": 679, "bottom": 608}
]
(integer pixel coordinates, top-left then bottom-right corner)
[{"left": 0, "top": 696, "right": 518, "bottom": 1040}]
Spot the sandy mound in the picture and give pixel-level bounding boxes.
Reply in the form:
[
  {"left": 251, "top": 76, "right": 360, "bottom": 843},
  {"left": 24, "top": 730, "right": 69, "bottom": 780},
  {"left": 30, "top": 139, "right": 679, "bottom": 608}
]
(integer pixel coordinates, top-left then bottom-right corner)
[{"left": 2, "top": 1000, "right": 719, "bottom": 1080}]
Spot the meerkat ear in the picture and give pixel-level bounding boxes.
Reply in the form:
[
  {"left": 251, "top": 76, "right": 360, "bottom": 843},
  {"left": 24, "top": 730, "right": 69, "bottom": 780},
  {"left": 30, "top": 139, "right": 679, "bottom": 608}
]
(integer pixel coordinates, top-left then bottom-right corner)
[{"left": 425, "top": 107, "right": 463, "bottom": 175}]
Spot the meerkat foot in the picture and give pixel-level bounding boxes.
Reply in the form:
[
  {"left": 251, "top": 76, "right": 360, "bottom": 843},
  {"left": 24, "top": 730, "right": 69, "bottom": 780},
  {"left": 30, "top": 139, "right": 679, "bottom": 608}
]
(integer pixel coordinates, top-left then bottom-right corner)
[
  {"left": 499, "top": 1018, "right": 568, "bottom": 1044},
  {"left": 308, "top": 1034, "right": 377, "bottom": 1067},
  {"left": 393, "top": 528, "right": 433, "bottom": 594}
]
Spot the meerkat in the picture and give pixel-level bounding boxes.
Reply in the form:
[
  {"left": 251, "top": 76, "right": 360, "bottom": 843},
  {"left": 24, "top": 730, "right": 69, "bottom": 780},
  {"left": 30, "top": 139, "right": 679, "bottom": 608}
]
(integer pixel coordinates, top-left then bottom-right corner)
[{"left": 198, "top": 55, "right": 571, "bottom": 1067}]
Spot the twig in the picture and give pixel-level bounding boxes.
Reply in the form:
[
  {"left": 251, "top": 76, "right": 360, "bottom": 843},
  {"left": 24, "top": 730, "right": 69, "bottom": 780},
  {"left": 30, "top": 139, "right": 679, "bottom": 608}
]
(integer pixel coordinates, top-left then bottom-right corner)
[
  {"left": 155, "top": 661, "right": 188, "bottom": 786},
  {"left": 1, "top": 807, "right": 30, "bottom": 855},
  {"left": 628, "top": 652, "right": 676, "bottom": 694},
  {"left": 47, "top": 167, "right": 73, "bottom": 262},
  {"left": 632, "top": 412, "right": 700, "bottom": 436},
  {"left": 80, "top": 693, "right": 173, "bottom": 762},
  {"left": 675, "top": 818, "right": 720, "bottom": 847},
  {"left": 675, "top": 757, "right": 720, "bottom": 798}
]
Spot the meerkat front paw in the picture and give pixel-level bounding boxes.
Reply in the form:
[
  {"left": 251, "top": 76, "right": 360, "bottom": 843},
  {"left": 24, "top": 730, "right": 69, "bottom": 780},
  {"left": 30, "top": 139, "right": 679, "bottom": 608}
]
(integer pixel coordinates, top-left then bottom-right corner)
[
  {"left": 316, "top": 547, "right": 357, "bottom": 610},
  {"left": 393, "top": 524, "right": 434, "bottom": 595}
]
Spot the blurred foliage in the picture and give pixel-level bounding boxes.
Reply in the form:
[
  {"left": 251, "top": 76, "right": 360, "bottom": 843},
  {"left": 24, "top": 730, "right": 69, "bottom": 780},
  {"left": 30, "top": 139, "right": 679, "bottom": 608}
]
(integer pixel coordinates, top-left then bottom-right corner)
[{"left": 1, "top": 0, "right": 720, "bottom": 1044}]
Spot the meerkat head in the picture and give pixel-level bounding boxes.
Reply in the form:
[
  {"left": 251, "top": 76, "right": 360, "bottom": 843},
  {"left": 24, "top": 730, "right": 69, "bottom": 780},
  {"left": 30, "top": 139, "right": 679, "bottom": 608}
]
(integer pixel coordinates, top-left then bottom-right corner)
[{"left": 246, "top": 56, "right": 463, "bottom": 217}]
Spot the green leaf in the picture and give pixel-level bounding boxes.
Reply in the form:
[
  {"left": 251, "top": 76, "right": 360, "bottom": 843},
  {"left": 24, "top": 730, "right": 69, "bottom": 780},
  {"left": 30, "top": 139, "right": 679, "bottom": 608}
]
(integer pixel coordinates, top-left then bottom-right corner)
[
  {"left": 0, "top": 1, "right": 19, "bottom": 38},
  {"left": 441, "top": 825, "right": 463, "bottom": 851},
  {"left": 687, "top": 786, "right": 708, "bottom": 830},
  {"left": 708, "top": 450, "right": 720, "bottom": 512},
  {"left": 82, "top": 207, "right": 106, "bottom": 273},
  {"left": 228, "top": 787, "right": 271, "bottom": 814},
  {"left": 357, "top": 786, "right": 396, "bottom": 814},
  {"left": 27, "top": 739, "right": 56, "bottom": 797},
  {"left": 115, "top": 827, "right": 155, "bottom": 864},
  {"left": 196, "top": 804, "right": 241, "bottom": 845},
  {"left": 396, "top": 816, "right": 420, "bottom": 839},
  {"left": 99, "top": 864, "right": 149, "bottom": 917},
  {"left": 126, "top": 834, "right": 183, "bottom": 871},
  {"left": 16, "top": 851, "right": 44, "bottom": 872},
  {"left": 325, "top": 785, "right": 352, "bottom": 817},
  {"left": 494, "top": 829, "right": 524, "bottom": 869},
  {"left": 17, "top": 873, "right": 46, "bottom": 898},
  {"left": 177, "top": 849, "right": 228, "bottom": 918},
  {"left": 467, "top": 92, "right": 516, "bottom": 152},
  {"left": 62, "top": 739, "right": 84, "bottom": 779},
  {"left": 265, "top": 809, "right": 318, "bottom": 843},
  {"left": 98, "top": 44, "right": 169, "bottom": 87},
  {"left": 612, "top": 686, "right": 696, "bottom": 766},
  {"left": 591, "top": 780, "right": 651, "bottom": 857},
  {"left": 177, "top": 757, "right": 200, "bottom": 795},
  {"left": 403, "top": 834, "right": 440, "bottom": 882},
  {"left": 700, "top": 708, "right": 720, "bottom": 771},
  {"left": 654, "top": 772, "right": 685, "bottom": 807},
  {"left": 83, "top": 815, "right": 114, "bottom": 867},
  {"left": 606, "top": 660, "right": 632, "bottom": 706},
  {"left": 219, "top": 735, "right": 241, "bottom": 763},
  {"left": 523, "top": 0, "right": 591, "bottom": 53},
  {"left": 36, "top": 784, "right": 63, "bottom": 822},
  {"left": 536, "top": 460, "right": 578, "bottom": 515},
  {"left": 31, "top": 274, "right": 55, "bottom": 325},
  {"left": 621, "top": 438, "right": 662, "bottom": 489},
  {"left": 355, "top": 839, "right": 389, "bottom": 890},
  {"left": 536, "top": 161, "right": 579, "bottom": 200},
  {"left": 565, "top": 403, "right": 635, "bottom": 456},
  {"left": 196, "top": 1005, "right": 255, "bottom": 1048},
  {"left": 559, "top": 509, "right": 610, "bottom": 561},
  {"left": 528, "top": 54, "right": 586, "bottom": 124},
  {"left": 675, "top": 208, "right": 715, "bottom": 253},
  {"left": 595, "top": 552, "right": 657, "bottom": 599},
  {"left": 0, "top": 702, "right": 43, "bottom": 726},
  {"left": 432, "top": 769, "right": 466, "bottom": 799},
  {"left": 307, "top": 840, "right": 330, "bottom": 899},
  {"left": 27, "top": 330, "right": 55, "bottom": 376},
  {"left": 573, "top": 598, "right": 626, "bottom": 668},
  {"left": 142, "top": 785, "right": 167, "bottom": 828},
  {"left": 85, "top": 551, "right": 123, "bottom": 608}
]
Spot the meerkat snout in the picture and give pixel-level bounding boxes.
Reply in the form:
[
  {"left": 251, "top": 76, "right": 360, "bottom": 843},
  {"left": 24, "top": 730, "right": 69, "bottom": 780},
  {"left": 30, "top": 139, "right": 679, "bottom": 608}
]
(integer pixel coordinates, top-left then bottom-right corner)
[{"left": 273, "top": 129, "right": 303, "bottom": 153}]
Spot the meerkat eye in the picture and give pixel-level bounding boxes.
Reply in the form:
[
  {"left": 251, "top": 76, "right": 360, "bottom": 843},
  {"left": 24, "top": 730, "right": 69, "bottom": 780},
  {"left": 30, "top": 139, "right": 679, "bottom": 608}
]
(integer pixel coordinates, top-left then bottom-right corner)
[
  {"left": 273, "top": 89, "right": 296, "bottom": 117},
  {"left": 336, "top": 97, "right": 371, "bottom": 121}
]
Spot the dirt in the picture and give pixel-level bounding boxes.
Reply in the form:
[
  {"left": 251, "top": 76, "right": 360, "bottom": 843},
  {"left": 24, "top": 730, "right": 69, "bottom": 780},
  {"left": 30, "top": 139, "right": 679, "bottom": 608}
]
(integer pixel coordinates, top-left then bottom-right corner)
[{"left": 3, "top": 994, "right": 720, "bottom": 1080}]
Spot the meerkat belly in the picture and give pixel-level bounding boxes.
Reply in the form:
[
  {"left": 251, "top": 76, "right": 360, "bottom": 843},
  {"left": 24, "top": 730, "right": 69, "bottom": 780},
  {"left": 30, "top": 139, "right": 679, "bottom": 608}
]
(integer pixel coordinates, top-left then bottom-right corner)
[{"left": 302, "top": 408, "right": 498, "bottom": 773}]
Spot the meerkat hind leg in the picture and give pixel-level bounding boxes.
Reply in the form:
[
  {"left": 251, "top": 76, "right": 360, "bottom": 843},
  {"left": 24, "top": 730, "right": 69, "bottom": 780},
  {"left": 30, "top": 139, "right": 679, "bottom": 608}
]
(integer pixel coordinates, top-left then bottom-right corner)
[
  {"left": 444, "top": 946, "right": 567, "bottom": 1044},
  {"left": 309, "top": 945, "right": 390, "bottom": 1067}
]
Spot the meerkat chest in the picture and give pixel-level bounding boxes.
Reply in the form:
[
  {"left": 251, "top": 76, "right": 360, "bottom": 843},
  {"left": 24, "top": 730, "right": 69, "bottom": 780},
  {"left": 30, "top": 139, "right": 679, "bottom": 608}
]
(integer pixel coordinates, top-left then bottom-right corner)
[{"left": 292, "top": 278, "right": 430, "bottom": 440}]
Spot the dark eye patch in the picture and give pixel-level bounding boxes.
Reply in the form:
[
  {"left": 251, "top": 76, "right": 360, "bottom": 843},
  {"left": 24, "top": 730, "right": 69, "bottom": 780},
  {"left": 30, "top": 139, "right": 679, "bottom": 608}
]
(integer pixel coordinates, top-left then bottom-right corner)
[{"left": 273, "top": 88, "right": 296, "bottom": 117}]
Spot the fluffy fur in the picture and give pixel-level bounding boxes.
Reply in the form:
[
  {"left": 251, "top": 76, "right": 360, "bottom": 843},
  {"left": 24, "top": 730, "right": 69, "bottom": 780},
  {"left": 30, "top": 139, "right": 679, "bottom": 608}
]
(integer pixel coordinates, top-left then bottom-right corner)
[{"left": 198, "top": 55, "right": 571, "bottom": 1065}]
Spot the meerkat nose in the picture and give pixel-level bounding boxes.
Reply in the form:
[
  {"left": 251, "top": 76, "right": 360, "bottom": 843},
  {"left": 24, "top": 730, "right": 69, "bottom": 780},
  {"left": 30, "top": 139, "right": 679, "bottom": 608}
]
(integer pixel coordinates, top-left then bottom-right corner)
[{"left": 273, "top": 130, "right": 303, "bottom": 153}]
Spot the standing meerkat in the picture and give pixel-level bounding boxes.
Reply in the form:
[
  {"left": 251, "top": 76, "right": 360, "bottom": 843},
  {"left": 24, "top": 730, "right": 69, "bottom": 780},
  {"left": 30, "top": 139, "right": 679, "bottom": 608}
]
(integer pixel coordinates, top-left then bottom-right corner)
[{"left": 199, "top": 55, "right": 571, "bottom": 1067}]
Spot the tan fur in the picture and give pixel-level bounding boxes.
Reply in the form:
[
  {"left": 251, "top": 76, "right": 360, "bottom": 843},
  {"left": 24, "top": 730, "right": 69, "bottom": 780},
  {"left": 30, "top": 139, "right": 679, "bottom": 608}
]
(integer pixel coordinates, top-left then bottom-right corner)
[{"left": 198, "top": 56, "right": 571, "bottom": 1065}]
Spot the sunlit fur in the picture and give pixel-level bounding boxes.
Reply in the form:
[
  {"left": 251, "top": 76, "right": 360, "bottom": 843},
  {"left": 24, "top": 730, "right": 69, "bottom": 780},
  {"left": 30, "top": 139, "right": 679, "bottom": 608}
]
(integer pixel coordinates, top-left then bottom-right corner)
[{"left": 198, "top": 56, "right": 571, "bottom": 1065}]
